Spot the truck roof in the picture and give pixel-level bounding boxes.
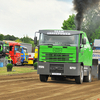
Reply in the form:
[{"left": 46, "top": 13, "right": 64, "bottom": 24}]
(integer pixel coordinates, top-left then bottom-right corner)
[
  {"left": 38, "top": 30, "right": 84, "bottom": 35},
  {"left": 20, "top": 46, "right": 27, "bottom": 49},
  {"left": 9, "top": 42, "right": 21, "bottom": 46},
  {"left": 0, "top": 41, "right": 9, "bottom": 45},
  {"left": 0, "top": 41, "right": 4, "bottom": 44}
]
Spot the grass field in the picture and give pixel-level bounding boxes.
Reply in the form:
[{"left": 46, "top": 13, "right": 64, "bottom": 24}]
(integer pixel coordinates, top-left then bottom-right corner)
[{"left": 0, "top": 66, "right": 37, "bottom": 75}]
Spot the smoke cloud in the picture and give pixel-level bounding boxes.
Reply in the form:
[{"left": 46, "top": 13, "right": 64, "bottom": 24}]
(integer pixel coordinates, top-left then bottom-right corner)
[{"left": 73, "top": 0, "right": 100, "bottom": 30}]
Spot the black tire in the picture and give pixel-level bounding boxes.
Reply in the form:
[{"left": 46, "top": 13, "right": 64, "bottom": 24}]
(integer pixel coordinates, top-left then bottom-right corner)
[
  {"left": 51, "top": 77, "right": 56, "bottom": 80},
  {"left": 21, "top": 63, "right": 24, "bottom": 66},
  {"left": 40, "top": 75, "right": 48, "bottom": 82},
  {"left": 84, "top": 67, "right": 92, "bottom": 82},
  {"left": 75, "top": 65, "right": 84, "bottom": 84},
  {"left": 14, "top": 64, "right": 17, "bottom": 66},
  {"left": 11, "top": 60, "right": 13, "bottom": 64}
]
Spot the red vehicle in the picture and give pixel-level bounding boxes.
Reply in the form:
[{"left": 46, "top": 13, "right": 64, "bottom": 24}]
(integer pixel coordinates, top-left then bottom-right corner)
[{"left": 9, "top": 42, "right": 21, "bottom": 65}]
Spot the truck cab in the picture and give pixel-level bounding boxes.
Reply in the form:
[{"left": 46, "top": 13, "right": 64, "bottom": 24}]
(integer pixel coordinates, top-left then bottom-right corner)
[
  {"left": 34, "top": 30, "right": 93, "bottom": 84},
  {"left": 0, "top": 41, "right": 10, "bottom": 66},
  {"left": 0, "top": 41, "right": 9, "bottom": 56},
  {"left": 34, "top": 46, "right": 38, "bottom": 63},
  {"left": 20, "top": 46, "right": 28, "bottom": 65},
  {"left": 9, "top": 42, "right": 21, "bottom": 65}
]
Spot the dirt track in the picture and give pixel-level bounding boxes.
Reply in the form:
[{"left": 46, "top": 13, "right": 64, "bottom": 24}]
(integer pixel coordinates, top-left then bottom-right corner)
[{"left": 0, "top": 72, "right": 100, "bottom": 100}]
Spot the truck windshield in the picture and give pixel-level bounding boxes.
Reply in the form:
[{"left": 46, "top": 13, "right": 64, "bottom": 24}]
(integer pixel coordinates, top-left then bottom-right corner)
[
  {"left": 15, "top": 46, "right": 20, "bottom": 52},
  {"left": 39, "top": 33, "right": 79, "bottom": 46},
  {"left": 23, "top": 48, "right": 28, "bottom": 53}
]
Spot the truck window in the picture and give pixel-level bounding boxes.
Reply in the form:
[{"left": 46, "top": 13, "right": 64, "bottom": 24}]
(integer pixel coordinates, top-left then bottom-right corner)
[
  {"left": 9, "top": 46, "right": 13, "bottom": 51},
  {"left": 19, "top": 48, "right": 22, "bottom": 53},
  {"left": 15, "top": 46, "right": 20, "bottom": 53},
  {"left": 23, "top": 49, "right": 28, "bottom": 53},
  {"left": 39, "top": 33, "right": 79, "bottom": 46},
  {"left": 5, "top": 46, "right": 9, "bottom": 53}
]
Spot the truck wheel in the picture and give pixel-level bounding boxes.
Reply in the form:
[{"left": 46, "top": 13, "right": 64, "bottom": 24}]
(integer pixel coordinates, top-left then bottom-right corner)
[
  {"left": 21, "top": 63, "right": 24, "bottom": 66},
  {"left": 51, "top": 77, "right": 56, "bottom": 80},
  {"left": 40, "top": 75, "right": 48, "bottom": 82},
  {"left": 75, "top": 65, "right": 84, "bottom": 84},
  {"left": 84, "top": 67, "right": 92, "bottom": 82}
]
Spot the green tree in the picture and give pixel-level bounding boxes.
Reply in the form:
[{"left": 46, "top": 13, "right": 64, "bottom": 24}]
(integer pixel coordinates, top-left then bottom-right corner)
[
  {"left": 15, "top": 39, "right": 22, "bottom": 43},
  {"left": 62, "top": 14, "right": 76, "bottom": 30},
  {"left": 20, "top": 35, "right": 35, "bottom": 47},
  {"left": 90, "top": 26, "right": 100, "bottom": 43},
  {"left": 30, "top": 41, "right": 35, "bottom": 47},
  {"left": 4, "top": 34, "right": 18, "bottom": 40},
  {"left": 81, "top": 6, "right": 100, "bottom": 42},
  {"left": 0, "top": 34, "right": 4, "bottom": 41},
  {"left": 21, "top": 35, "right": 31, "bottom": 43}
]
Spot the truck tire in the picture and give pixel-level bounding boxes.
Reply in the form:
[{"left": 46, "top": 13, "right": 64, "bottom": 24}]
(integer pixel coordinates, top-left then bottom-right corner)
[
  {"left": 75, "top": 65, "right": 84, "bottom": 84},
  {"left": 83, "top": 67, "right": 92, "bottom": 82},
  {"left": 51, "top": 77, "right": 56, "bottom": 80},
  {"left": 40, "top": 75, "right": 48, "bottom": 82}
]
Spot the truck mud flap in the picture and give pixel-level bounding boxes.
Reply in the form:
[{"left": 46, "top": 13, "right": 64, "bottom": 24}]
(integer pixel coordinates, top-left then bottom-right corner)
[
  {"left": 92, "top": 59, "right": 100, "bottom": 80},
  {"left": 92, "top": 59, "right": 98, "bottom": 65},
  {"left": 92, "top": 65, "right": 98, "bottom": 79}
]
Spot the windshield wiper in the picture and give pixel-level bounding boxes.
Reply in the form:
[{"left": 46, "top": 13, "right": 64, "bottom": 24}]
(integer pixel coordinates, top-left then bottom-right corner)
[
  {"left": 61, "top": 44, "right": 70, "bottom": 46},
  {"left": 40, "top": 43, "right": 53, "bottom": 45}
]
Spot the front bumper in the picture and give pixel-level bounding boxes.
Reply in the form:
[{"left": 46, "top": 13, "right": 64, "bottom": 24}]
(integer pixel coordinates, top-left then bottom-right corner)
[{"left": 37, "top": 62, "right": 81, "bottom": 76}]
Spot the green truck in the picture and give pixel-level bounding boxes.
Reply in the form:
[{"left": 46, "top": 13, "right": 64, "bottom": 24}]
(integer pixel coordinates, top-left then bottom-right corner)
[
  {"left": 0, "top": 41, "right": 10, "bottom": 66},
  {"left": 34, "top": 30, "right": 93, "bottom": 84},
  {"left": 0, "top": 41, "right": 9, "bottom": 56}
]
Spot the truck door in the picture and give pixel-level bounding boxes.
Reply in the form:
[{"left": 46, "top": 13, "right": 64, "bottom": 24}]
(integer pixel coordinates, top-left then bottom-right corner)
[
  {"left": 85, "top": 37, "right": 92, "bottom": 66},
  {"left": 14, "top": 45, "right": 21, "bottom": 65},
  {"left": 80, "top": 34, "right": 85, "bottom": 63},
  {"left": 82, "top": 35, "right": 92, "bottom": 66}
]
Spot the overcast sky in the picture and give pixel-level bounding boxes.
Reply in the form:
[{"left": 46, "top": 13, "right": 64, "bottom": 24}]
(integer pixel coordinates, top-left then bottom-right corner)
[{"left": 0, "top": 0, "right": 74, "bottom": 39}]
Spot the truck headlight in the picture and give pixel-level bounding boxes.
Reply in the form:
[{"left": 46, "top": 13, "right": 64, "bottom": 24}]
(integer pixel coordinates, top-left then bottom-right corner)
[
  {"left": 38, "top": 65, "right": 44, "bottom": 68},
  {"left": 70, "top": 67, "right": 76, "bottom": 70}
]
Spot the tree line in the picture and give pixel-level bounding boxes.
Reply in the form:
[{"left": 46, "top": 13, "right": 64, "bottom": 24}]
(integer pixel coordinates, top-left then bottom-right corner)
[{"left": 0, "top": 34, "right": 35, "bottom": 47}]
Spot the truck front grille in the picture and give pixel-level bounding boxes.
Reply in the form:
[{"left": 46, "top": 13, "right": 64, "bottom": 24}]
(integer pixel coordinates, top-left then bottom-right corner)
[
  {"left": 42, "top": 53, "right": 73, "bottom": 61},
  {"left": 50, "top": 64, "right": 64, "bottom": 73}
]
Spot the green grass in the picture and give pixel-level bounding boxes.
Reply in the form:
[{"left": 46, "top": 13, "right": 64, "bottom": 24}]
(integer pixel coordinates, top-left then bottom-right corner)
[{"left": 0, "top": 67, "right": 37, "bottom": 75}]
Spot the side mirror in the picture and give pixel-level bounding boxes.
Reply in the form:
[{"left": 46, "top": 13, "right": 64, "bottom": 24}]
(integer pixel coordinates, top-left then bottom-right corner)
[
  {"left": 82, "top": 38, "right": 86, "bottom": 45},
  {"left": 34, "top": 37, "right": 37, "bottom": 45},
  {"left": 80, "top": 44, "right": 83, "bottom": 48}
]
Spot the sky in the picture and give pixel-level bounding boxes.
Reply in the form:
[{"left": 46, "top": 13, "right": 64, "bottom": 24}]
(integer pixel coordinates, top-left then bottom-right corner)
[{"left": 0, "top": 0, "right": 74, "bottom": 39}]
